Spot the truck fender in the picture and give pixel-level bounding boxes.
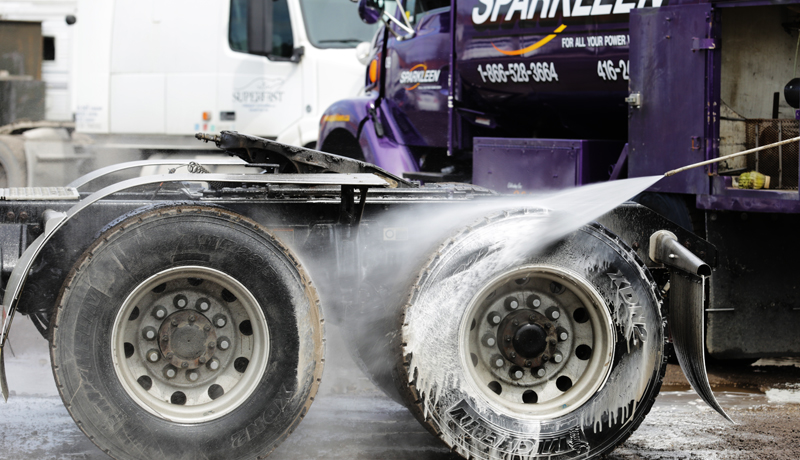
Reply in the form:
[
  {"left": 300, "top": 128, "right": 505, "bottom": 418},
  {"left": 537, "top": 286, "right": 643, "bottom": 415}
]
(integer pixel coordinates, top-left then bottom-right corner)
[{"left": 0, "top": 168, "right": 388, "bottom": 347}]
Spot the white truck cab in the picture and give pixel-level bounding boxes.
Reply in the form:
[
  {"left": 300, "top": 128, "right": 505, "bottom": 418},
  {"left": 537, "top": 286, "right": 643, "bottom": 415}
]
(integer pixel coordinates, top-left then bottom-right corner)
[{"left": 0, "top": 0, "right": 378, "bottom": 185}]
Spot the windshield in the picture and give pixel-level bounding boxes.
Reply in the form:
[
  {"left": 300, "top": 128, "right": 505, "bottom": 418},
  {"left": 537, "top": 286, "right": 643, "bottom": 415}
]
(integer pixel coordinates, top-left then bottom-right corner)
[{"left": 299, "top": 0, "right": 382, "bottom": 48}]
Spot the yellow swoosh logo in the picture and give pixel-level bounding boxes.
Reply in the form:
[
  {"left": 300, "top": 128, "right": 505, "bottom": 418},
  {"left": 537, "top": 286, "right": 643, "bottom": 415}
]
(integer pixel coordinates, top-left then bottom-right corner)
[
  {"left": 491, "top": 24, "right": 568, "bottom": 56},
  {"left": 405, "top": 63, "right": 427, "bottom": 90}
]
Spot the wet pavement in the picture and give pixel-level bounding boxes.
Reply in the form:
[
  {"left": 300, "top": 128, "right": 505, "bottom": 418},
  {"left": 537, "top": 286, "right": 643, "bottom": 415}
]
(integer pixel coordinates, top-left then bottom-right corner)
[{"left": 0, "top": 320, "right": 798, "bottom": 459}]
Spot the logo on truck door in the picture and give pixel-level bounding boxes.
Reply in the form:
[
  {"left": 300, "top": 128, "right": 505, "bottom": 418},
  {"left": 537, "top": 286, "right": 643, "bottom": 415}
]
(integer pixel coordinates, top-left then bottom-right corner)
[
  {"left": 399, "top": 64, "right": 442, "bottom": 90},
  {"left": 233, "top": 77, "right": 285, "bottom": 112}
]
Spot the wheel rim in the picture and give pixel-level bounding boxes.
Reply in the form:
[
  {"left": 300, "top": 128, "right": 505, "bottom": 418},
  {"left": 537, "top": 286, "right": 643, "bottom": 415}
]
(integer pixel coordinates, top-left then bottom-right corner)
[
  {"left": 460, "top": 265, "right": 614, "bottom": 419},
  {"left": 112, "top": 266, "right": 268, "bottom": 423}
]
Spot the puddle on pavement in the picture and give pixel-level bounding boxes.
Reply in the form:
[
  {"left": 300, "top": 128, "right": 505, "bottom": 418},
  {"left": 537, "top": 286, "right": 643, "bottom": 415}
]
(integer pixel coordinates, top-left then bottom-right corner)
[
  {"left": 659, "top": 383, "right": 800, "bottom": 409},
  {"left": 765, "top": 385, "right": 800, "bottom": 404},
  {"left": 753, "top": 357, "right": 800, "bottom": 368},
  {"left": 659, "top": 386, "right": 767, "bottom": 410}
]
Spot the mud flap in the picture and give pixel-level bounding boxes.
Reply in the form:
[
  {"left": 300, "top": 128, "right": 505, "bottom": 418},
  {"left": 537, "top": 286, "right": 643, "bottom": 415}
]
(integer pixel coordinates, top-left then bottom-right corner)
[{"left": 669, "top": 270, "right": 733, "bottom": 423}]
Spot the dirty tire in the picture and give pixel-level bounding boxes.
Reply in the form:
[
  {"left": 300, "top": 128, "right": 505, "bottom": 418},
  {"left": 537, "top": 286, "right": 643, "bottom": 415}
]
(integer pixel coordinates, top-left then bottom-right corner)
[
  {"left": 50, "top": 206, "right": 324, "bottom": 460},
  {"left": 398, "top": 213, "right": 665, "bottom": 459}
]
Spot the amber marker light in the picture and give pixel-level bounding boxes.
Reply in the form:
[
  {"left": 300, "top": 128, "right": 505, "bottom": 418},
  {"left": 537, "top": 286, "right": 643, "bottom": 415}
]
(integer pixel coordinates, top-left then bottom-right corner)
[
  {"left": 202, "top": 111, "right": 212, "bottom": 121},
  {"left": 369, "top": 59, "right": 379, "bottom": 83}
]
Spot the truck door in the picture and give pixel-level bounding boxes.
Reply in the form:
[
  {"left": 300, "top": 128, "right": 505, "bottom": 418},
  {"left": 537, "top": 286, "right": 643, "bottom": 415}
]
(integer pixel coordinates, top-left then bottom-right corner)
[
  {"left": 218, "top": 0, "right": 304, "bottom": 138},
  {"left": 384, "top": 0, "right": 451, "bottom": 147},
  {"left": 628, "top": 4, "right": 717, "bottom": 195}
]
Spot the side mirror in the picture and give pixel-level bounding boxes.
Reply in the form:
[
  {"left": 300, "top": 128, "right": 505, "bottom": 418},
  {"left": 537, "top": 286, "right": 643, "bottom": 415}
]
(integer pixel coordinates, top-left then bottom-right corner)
[
  {"left": 248, "top": 0, "right": 273, "bottom": 57},
  {"left": 358, "top": 0, "right": 384, "bottom": 24}
]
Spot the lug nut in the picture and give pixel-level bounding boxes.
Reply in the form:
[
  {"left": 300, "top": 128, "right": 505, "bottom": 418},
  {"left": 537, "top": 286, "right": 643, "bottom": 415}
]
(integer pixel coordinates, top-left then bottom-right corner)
[
  {"left": 213, "top": 314, "right": 227, "bottom": 328},
  {"left": 196, "top": 298, "right": 211, "bottom": 312},
  {"left": 152, "top": 306, "right": 167, "bottom": 319},
  {"left": 181, "top": 362, "right": 188, "bottom": 368},
  {"left": 524, "top": 360, "right": 532, "bottom": 367},
  {"left": 164, "top": 366, "right": 177, "bottom": 379},
  {"left": 527, "top": 295, "right": 541, "bottom": 308},
  {"left": 218, "top": 337, "right": 231, "bottom": 350},
  {"left": 542, "top": 354, "right": 550, "bottom": 362},
  {"left": 147, "top": 349, "right": 160, "bottom": 363},
  {"left": 208, "top": 359, "right": 220, "bottom": 371},
  {"left": 511, "top": 369, "right": 524, "bottom": 380},
  {"left": 492, "top": 355, "right": 505, "bottom": 368},
  {"left": 482, "top": 334, "right": 496, "bottom": 347},
  {"left": 557, "top": 328, "right": 568, "bottom": 341},
  {"left": 553, "top": 353, "right": 563, "bottom": 363},
  {"left": 187, "top": 371, "right": 199, "bottom": 382},
  {"left": 208, "top": 341, "right": 216, "bottom": 349},
  {"left": 504, "top": 297, "right": 519, "bottom": 311},
  {"left": 534, "top": 367, "right": 546, "bottom": 378},
  {"left": 142, "top": 327, "right": 157, "bottom": 341},
  {"left": 488, "top": 312, "right": 502, "bottom": 326},
  {"left": 174, "top": 295, "right": 188, "bottom": 309},
  {"left": 546, "top": 307, "right": 560, "bottom": 320}
]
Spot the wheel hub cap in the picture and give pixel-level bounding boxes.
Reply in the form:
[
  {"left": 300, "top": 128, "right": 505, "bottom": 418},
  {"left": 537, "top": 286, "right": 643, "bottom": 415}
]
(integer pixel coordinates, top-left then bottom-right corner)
[
  {"left": 498, "top": 310, "right": 556, "bottom": 368},
  {"left": 159, "top": 311, "right": 216, "bottom": 369}
]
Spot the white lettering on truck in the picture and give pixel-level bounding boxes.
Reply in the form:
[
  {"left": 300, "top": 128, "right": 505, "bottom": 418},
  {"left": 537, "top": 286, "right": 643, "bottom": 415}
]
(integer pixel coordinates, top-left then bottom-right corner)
[{"left": 472, "top": 0, "right": 665, "bottom": 24}]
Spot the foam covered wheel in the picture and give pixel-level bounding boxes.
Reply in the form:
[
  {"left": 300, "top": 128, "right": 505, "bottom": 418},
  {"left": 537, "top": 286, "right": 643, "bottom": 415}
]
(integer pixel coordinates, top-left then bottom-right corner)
[
  {"left": 50, "top": 206, "right": 324, "bottom": 459},
  {"left": 398, "top": 212, "right": 665, "bottom": 459}
]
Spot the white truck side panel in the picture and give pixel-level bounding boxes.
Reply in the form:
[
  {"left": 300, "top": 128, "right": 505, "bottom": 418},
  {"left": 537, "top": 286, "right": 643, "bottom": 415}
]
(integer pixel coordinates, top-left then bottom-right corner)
[
  {"left": 73, "top": 0, "right": 113, "bottom": 132},
  {"left": 166, "top": 74, "right": 217, "bottom": 134},
  {"left": 109, "top": 74, "right": 165, "bottom": 133}
]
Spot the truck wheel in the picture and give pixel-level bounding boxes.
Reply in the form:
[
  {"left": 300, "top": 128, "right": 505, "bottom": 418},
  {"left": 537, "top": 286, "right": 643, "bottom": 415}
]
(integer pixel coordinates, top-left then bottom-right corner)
[
  {"left": 398, "top": 214, "right": 665, "bottom": 459},
  {"left": 50, "top": 206, "right": 324, "bottom": 459}
]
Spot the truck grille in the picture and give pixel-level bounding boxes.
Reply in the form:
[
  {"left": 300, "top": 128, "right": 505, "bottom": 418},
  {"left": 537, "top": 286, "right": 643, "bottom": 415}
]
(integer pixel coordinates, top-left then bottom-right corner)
[{"left": 745, "top": 119, "right": 799, "bottom": 190}]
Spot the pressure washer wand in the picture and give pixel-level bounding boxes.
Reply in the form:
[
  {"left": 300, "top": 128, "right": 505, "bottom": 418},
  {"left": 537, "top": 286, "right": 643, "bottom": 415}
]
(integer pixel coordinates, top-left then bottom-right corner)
[{"left": 663, "top": 136, "right": 800, "bottom": 177}]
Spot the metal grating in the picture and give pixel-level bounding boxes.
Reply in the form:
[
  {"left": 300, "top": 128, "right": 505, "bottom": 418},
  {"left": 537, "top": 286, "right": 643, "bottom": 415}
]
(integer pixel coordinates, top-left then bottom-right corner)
[{"left": 745, "top": 119, "right": 799, "bottom": 190}]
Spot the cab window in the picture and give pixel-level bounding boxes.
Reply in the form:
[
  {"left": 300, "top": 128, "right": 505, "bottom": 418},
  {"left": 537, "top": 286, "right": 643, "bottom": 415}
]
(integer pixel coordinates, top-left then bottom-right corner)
[
  {"left": 229, "top": 0, "right": 295, "bottom": 59},
  {"left": 403, "top": 0, "right": 450, "bottom": 24}
]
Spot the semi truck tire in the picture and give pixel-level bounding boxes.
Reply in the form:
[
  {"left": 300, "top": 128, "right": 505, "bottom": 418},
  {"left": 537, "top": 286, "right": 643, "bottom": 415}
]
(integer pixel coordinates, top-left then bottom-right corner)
[
  {"left": 397, "top": 214, "right": 666, "bottom": 459},
  {"left": 50, "top": 205, "right": 324, "bottom": 460}
]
